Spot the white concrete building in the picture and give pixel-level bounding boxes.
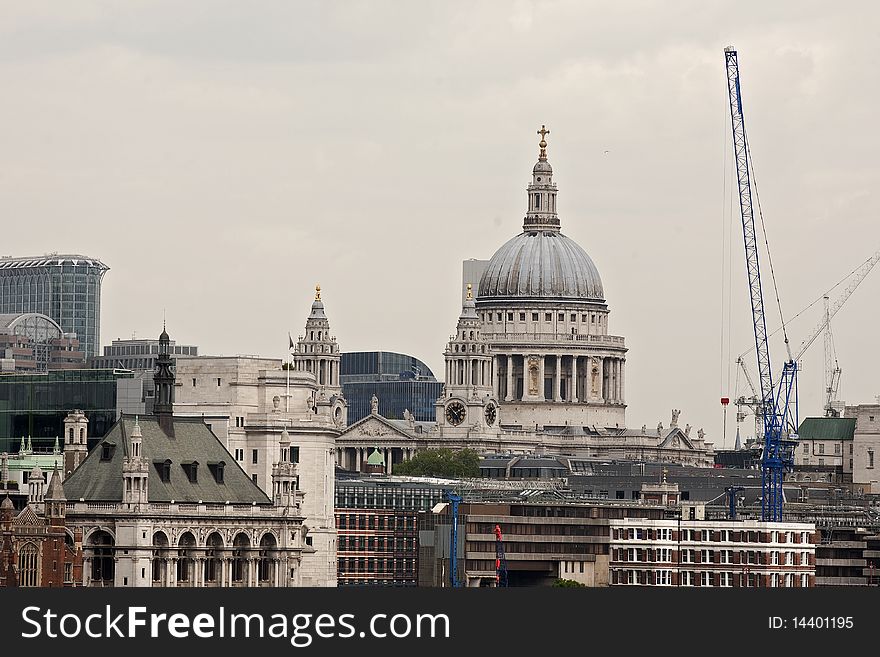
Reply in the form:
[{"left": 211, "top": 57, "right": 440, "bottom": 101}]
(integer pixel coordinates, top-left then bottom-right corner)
[
  {"left": 172, "top": 290, "right": 343, "bottom": 586},
  {"left": 849, "top": 404, "right": 880, "bottom": 493}
]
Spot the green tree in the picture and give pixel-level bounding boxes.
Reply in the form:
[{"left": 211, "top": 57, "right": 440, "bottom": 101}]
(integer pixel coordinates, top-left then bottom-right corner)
[
  {"left": 552, "top": 578, "right": 586, "bottom": 587},
  {"left": 394, "top": 448, "right": 480, "bottom": 477}
]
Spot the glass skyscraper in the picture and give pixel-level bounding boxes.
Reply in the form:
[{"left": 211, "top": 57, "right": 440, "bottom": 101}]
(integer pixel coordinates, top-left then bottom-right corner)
[
  {"left": 340, "top": 351, "right": 443, "bottom": 423},
  {"left": 0, "top": 254, "right": 109, "bottom": 360}
]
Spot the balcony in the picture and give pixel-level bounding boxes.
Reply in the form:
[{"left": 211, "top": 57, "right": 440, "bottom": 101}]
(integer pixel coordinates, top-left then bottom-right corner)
[{"left": 482, "top": 332, "right": 626, "bottom": 348}]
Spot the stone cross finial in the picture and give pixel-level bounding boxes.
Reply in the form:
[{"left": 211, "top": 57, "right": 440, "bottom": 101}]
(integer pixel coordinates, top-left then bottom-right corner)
[{"left": 537, "top": 125, "right": 550, "bottom": 159}]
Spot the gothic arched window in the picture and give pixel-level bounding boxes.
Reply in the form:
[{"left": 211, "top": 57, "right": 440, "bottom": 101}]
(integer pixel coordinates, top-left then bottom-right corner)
[{"left": 19, "top": 543, "right": 39, "bottom": 587}]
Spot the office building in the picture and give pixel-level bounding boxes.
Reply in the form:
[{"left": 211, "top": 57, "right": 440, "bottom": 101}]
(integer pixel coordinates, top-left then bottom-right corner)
[
  {"left": 0, "top": 313, "right": 85, "bottom": 372},
  {"left": 340, "top": 351, "right": 442, "bottom": 423},
  {"left": 0, "top": 254, "right": 109, "bottom": 360},
  {"left": 0, "top": 368, "right": 147, "bottom": 453}
]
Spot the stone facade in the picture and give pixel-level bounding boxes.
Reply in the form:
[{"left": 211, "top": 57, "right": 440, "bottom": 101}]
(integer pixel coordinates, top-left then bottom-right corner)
[
  {"left": 172, "top": 290, "right": 343, "bottom": 586},
  {"left": 848, "top": 404, "right": 880, "bottom": 493}
]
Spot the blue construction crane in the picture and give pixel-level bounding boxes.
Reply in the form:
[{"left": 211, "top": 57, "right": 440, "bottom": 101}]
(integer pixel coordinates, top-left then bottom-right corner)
[
  {"left": 444, "top": 490, "right": 462, "bottom": 587},
  {"left": 724, "top": 47, "right": 798, "bottom": 522}
]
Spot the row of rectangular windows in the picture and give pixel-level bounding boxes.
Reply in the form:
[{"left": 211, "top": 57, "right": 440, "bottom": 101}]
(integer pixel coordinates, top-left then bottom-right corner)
[{"left": 483, "top": 312, "right": 604, "bottom": 324}]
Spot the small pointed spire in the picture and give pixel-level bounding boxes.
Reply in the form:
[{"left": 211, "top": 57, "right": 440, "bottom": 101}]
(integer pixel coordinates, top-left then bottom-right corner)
[
  {"left": 53, "top": 436, "right": 60, "bottom": 455},
  {"left": 18, "top": 437, "right": 25, "bottom": 454},
  {"left": 132, "top": 415, "right": 142, "bottom": 437},
  {"left": 26, "top": 436, "right": 32, "bottom": 454}
]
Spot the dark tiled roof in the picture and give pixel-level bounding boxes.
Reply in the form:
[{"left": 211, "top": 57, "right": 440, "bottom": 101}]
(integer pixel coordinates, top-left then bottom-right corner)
[
  {"left": 63, "top": 415, "right": 271, "bottom": 505},
  {"left": 797, "top": 417, "right": 856, "bottom": 441}
]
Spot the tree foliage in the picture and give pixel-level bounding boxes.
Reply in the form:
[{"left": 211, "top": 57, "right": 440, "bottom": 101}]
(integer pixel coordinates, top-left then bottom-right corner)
[
  {"left": 552, "top": 578, "right": 586, "bottom": 588},
  {"left": 394, "top": 448, "right": 480, "bottom": 477}
]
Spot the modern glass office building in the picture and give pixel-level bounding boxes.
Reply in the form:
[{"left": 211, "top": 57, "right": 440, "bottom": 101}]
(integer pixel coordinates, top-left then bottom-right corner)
[
  {"left": 0, "top": 254, "right": 109, "bottom": 360},
  {"left": 0, "top": 369, "right": 144, "bottom": 453},
  {"left": 340, "top": 351, "right": 443, "bottom": 423}
]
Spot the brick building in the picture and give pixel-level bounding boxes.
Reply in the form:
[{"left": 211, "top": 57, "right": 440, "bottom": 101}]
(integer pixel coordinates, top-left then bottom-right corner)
[{"left": 0, "top": 465, "right": 83, "bottom": 587}]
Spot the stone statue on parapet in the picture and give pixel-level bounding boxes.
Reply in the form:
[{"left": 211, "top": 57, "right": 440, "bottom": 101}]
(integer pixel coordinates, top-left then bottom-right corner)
[
  {"left": 370, "top": 394, "right": 379, "bottom": 415},
  {"left": 657, "top": 422, "right": 664, "bottom": 436},
  {"left": 684, "top": 424, "right": 691, "bottom": 437},
  {"left": 697, "top": 428, "right": 705, "bottom": 441},
  {"left": 671, "top": 409, "right": 681, "bottom": 428}
]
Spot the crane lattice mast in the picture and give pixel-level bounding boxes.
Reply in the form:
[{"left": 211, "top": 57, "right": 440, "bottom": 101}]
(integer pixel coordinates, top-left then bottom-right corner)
[{"left": 724, "top": 47, "right": 797, "bottom": 521}]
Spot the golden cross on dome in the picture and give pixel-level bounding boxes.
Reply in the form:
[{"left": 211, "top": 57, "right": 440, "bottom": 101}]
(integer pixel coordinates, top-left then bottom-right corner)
[
  {"left": 315, "top": 284, "right": 321, "bottom": 301},
  {"left": 537, "top": 124, "right": 550, "bottom": 159},
  {"left": 466, "top": 283, "right": 473, "bottom": 300}
]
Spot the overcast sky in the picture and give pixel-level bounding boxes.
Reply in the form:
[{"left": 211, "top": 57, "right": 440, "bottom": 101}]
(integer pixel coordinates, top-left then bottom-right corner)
[{"left": 2, "top": 1, "right": 878, "bottom": 447}]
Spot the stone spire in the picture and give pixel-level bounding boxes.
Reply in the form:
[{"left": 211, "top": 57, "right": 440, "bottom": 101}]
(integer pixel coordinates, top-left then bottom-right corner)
[
  {"left": 272, "top": 428, "right": 300, "bottom": 509},
  {"left": 122, "top": 416, "right": 149, "bottom": 509},
  {"left": 45, "top": 464, "right": 66, "bottom": 525},
  {"left": 153, "top": 325, "right": 176, "bottom": 436},
  {"left": 293, "top": 284, "right": 342, "bottom": 395},
  {"left": 523, "top": 124, "right": 560, "bottom": 233}
]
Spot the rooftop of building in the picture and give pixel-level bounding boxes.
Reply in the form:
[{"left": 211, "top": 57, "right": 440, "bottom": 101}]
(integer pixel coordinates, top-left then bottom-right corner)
[
  {"left": 63, "top": 414, "right": 271, "bottom": 505},
  {"left": 798, "top": 417, "right": 857, "bottom": 441},
  {"left": 0, "top": 254, "right": 109, "bottom": 271}
]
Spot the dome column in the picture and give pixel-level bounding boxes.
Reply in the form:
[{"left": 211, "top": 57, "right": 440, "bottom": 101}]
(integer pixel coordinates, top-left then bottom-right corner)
[
  {"left": 571, "top": 355, "right": 579, "bottom": 403},
  {"left": 620, "top": 359, "right": 626, "bottom": 404},
  {"left": 505, "top": 355, "right": 514, "bottom": 402},
  {"left": 538, "top": 356, "right": 546, "bottom": 401},
  {"left": 554, "top": 355, "right": 562, "bottom": 402}
]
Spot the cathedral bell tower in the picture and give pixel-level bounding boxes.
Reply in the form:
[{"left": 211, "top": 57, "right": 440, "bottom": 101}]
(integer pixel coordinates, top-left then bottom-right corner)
[
  {"left": 436, "top": 284, "right": 501, "bottom": 438},
  {"left": 294, "top": 285, "right": 347, "bottom": 427},
  {"left": 271, "top": 429, "right": 301, "bottom": 510}
]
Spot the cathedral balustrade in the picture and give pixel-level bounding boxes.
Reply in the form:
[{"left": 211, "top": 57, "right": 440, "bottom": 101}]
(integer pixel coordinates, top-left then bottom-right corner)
[{"left": 481, "top": 332, "right": 625, "bottom": 347}]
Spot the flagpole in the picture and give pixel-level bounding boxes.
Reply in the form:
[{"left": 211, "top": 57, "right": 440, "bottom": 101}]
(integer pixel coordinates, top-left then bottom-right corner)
[{"left": 286, "top": 340, "right": 291, "bottom": 413}]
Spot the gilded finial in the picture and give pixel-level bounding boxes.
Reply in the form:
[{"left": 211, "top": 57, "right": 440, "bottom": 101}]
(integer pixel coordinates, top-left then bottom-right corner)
[
  {"left": 315, "top": 284, "right": 321, "bottom": 301},
  {"left": 537, "top": 124, "right": 550, "bottom": 160},
  {"left": 466, "top": 283, "right": 473, "bottom": 300}
]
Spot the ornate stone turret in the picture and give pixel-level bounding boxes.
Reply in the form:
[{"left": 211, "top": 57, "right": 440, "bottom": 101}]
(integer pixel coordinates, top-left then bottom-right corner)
[
  {"left": 44, "top": 465, "right": 66, "bottom": 526},
  {"left": 437, "top": 284, "right": 501, "bottom": 437},
  {"left": 294, "top": 285, "right": 347, "bottom": 427},
  {"left": 154, "top": 324, "right": 176, "bottom": 436},
  {"left": 27, "top": 465, "right": 45, "bottom": 506},
  {"left": 0, "top": 452, "right": 8, "bottom": 485},
  {"left": 523, "top": 125, "right": 560, "bottom": 232},
  {"left": 63, "top": 409, "right": 89, "bottom": 478},
  {"left": 272, "top": 429, "right": 300, "bottom": 509},
  {"left": 122, "top": 417, "right": 149, "bottom": 510}
]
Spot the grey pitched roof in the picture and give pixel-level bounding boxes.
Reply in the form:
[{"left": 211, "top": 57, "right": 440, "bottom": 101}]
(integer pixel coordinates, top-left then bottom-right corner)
[{"left": 63, "top": 415, "right": 272, "bottom": 505}]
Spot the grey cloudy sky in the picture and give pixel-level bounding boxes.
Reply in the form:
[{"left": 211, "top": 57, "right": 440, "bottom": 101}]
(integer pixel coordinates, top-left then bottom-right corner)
[{"left": 2, "top": 1, "right": 878, "bottom": 447}]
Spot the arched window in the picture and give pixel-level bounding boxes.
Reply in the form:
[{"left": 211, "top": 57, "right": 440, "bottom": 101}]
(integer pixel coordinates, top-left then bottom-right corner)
[
  {"left": 204, "top": 533, "right": 223, "bottom": 584},
  {"left": 232, "top": 533, "right": 250, "bottom": 583},
  {"left": 259, "top": 533, "right": 277, "bottom": 583},
  {"left": 177, "top": 532, "right": 196, "bottom": 584},
  {"left": 68, "top": 428, "right": 74, "bottom": 442},
  {"left": 152, "top": 532, "right": 169, "bottom": 584},
  {"left": 19, "top": 543, "right": 39, "bottom": 587},
  {"left": 80, "top": 428, "right": 85, "bottom": 444},
  {"left": 90, "top": 531, "right": 115, "bottom": 584}
]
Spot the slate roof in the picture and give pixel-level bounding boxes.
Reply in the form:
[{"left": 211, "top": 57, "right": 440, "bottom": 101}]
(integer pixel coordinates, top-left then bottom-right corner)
[
  {"left": 797, "top": 417, "right": 856, "bottom": 441},
  {"left": 63, "top": 415, "right": 272, "bottom": 505}
]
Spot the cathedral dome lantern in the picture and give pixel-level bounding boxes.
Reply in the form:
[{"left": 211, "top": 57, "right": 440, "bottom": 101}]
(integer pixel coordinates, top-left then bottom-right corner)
[{"left": 477, "top": 126, "right": 605, "bottom": 304}]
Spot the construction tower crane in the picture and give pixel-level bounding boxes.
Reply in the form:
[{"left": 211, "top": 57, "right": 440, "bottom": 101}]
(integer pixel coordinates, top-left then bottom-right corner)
[
  {"left": 823, "top": 296, "right": 842, "bottom": 417},
  {"left": 494, "top": 524, "right": 509, "bottom": 587},
  {"left": 724, "top": 46, "right": 799, "bottom": 521},
  {"left": 734, "top": 250, "right": 880, "bottom": 428},
  {"left": 444, "top": 490, "right": 462, "bottom": 587}
]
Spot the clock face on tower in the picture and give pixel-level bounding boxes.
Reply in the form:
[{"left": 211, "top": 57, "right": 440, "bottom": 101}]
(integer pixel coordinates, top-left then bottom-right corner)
[
  {"left": 484, "top": 403, "right": 497, "bottom": 427},
  {"left": 445, "top": 401, "right": 466, "bottom": 426}
]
